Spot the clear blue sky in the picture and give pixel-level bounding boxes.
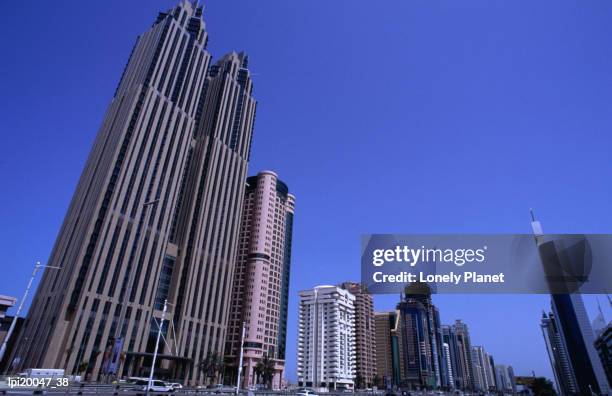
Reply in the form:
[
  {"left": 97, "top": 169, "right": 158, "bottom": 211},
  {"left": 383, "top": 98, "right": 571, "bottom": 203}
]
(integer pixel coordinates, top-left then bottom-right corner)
[{"left": 1, "top": 0, "right": 612, "bottom": 383}]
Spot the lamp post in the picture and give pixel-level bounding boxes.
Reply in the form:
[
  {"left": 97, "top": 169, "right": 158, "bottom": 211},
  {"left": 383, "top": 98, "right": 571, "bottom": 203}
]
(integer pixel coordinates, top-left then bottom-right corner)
[
  {"left": 146, "top": 299, "right": 168, "bottom": 396},
  {"left": 236, "top": 322, "right": 246, "bottom": 395},
  {"left": 0, "top": 261, "right": 61, "bottom": 365}
]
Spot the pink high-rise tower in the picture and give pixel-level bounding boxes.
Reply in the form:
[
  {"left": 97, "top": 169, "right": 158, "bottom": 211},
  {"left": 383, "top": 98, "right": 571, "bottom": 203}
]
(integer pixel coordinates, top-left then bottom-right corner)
[{"left": 225, "top": 171, "right": 295, "bottom": 390}]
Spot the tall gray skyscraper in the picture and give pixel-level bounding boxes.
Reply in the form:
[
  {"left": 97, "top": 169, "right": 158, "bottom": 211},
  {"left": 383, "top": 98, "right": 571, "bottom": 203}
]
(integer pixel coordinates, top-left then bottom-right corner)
[{"left": 10, "top": 1, "right": 256, "bottom": 385}]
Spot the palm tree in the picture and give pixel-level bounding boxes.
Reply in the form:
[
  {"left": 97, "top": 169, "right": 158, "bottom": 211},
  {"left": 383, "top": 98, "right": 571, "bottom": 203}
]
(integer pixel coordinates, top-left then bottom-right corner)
[
  {"left": 529, "top": 377, "right": 556, "bottom": 396},
  {"left": 198, "top": 351, "right": 224, "bottom": 385},
  {"left": 254, "top": 354, "right": 276, "bottom": 389},
  {"left": 354, "top": 373, "right": 364, "bottom": 389},
  {"left": 77, "top": 360, "right": 89, "bottom": 376}
]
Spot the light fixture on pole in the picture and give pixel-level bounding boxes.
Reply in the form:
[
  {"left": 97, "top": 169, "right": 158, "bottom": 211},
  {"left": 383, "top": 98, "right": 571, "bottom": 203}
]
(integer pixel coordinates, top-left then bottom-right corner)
[
  {"left": 0, "top": 261, "right": 61, "bottom": 365},
  {"left": 236, "top": 322, "right": 246, "bottom": 395},
  {"left": 146, "top": 299, "right": 169, "bottom": 396}
]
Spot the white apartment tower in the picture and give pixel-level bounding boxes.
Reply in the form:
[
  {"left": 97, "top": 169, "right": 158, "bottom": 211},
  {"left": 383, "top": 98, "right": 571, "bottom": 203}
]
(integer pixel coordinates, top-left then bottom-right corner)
[
  {"left": 471, "top": 346, "right": 495, "bottom": 391},
  {"left": 298, "top": 285, "right": 356, "bottom": 391}
]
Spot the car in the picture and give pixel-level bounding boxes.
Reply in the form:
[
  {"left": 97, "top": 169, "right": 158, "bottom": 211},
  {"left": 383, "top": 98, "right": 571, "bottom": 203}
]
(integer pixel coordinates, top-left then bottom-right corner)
[
  {"left": 169, "top": 383, "right": 183, "bottom": 391},
  {"left": 137, "top": 380, "right": 173, "bottom": 392},
  {"left": 131, "top": 379, "right": 149, "bottom": 389},
  {"left": 295, "top": 388, "right": 318, "bottom": 396}
]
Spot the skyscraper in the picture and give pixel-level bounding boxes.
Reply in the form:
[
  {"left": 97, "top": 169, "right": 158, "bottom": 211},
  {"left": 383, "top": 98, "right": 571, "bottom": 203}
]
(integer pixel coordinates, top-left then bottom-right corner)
[
  {"left": 442, "top": 325, "right": 463, "bottom": 390},
  {"left": 441, "top": 342, "right": 454, "bottom": 390},
  {"left": 592, "top": 300, "right": 607, "bottom": 339},
  {"left": 374, "top": 311, "right": 403, "bottom": 389},
  {"left": 594, "top": 323, "right": 612, "bottom": 388},
  {"left": 396, "top": 283, "right": 444, "bottom": 390},
  {"left": 494, "top": 364, "right": 515, "bottom": 394},
  {"left": 225, "top": 171, "right": 295, "bottom": 390},
  {"left": 541, "top": 311, "right": 578, "bottom": 395},
  {"left": 471, "top": 346, "right": 495, "bottom": 392},
  {"left": 340, "top": 282, "right": 377, "bottom": 388},
  {"left": 532, "top": 215, "right": 610, "bottom": 395},
  {"left": 10, "top": 1, "right": 256, "bottom": 385},
  {"left": 548, "top": 295, "right": 609, "bottom": 395},
  {"left": 483, "top": 350, "right": 496, "bottom": 391},
  {"left": 453, "top": 320, "right": 475, "bottom": 391},
  {"left": 470, "top": 347, "right": 485, "bottom": 392},
  {"left": 297, "top": 285, "right": 356, "bottom": 391}
]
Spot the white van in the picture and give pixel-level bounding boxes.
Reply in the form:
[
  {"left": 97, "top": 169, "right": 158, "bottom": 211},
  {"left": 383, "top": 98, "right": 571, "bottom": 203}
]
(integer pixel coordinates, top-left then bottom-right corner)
[{"left": 21, "top": 369, "right": 65, "bottom": 379}]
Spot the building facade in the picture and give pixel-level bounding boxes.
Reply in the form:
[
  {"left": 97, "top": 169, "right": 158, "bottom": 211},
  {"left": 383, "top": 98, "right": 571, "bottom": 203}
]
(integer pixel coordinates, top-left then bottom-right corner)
[
  {"left": 396, "top": 283, "right": 446, "bottom": 390},
  {"left": 453, "top": 320, "right": 475, "bottom": 391},
  {"left": 225, "top": 171, "right": 295, "bottom": 390},
  {"left": 547, "top": 294, "right": 610, "bottom": 395},
  {"left": 0, "top": 296, "right": 21, "bottom": 371},
  {"left": 0, "top": 296, "right": 16, "bottom": 319},
  {"left": 594, "top": 323, "right": 612, "bottom": 388},
  {"left": 10, "top": 1, "right": 256, "bottom": 385},
  {"left": 442, "top": 325, "right": 462, "bottom": 390},
  {"left": 494, "top": 364, "right": 515, "bottom": 394},
  {"left": 532, "top": 216, "right": 610, "bottom": 394},
  {"left": 340, "top": 282, "right": 376, "bottom": 388},
  {"left": 541, "top": 311, "right": 578, "bottom": 395},
  {"left": 297, "top": 286, "right": 356, "bottom": 391},
  {"left": 374, "top": 311, "right": 403, "bottom": 388},
  {"left": 441, "top": 342, "right": 454, "bottom": 390},
  {"left": 471, "top": 346, "right": 495, "bottom": 392}
]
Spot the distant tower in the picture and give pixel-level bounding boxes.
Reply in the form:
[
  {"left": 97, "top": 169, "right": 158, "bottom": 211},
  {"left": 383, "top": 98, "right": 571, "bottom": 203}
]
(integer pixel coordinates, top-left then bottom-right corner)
[
  {"left": 483, "top": 351, "right": 496, "bottom": 391},
  {"left": 592, "top": 299, "right": 607, "bottom": 339},
  {"left": 470, "top": 347, "right": 485, "bottom": 392},
  {"left": 453, "top": 320, "right": 475, "bottom": 391},
  {"left": 442, "top": 325, "right": 463, "bottom": 390},
  {"left": 494, "top": 364, "right": 514, "bottom": 393},
  {"left": 374, "top": 311, "right": 403, "bottom": 388},
  {"left": 541, "top": 311, "right": 578, "bottom": 395},
  {"left": 396, "top": 283, "right": 444, "bottom": 390},
  {"left": 340, "top": 282, "right": 377, "bottom": 388},
  {"left": 471, "top": 346, "right": 495, "bottom": 391},
  {"left": 594, "top": 323, "right": 612, "bottom": 387},
  {"left": 442, "top": 343, "right": 454, "bottom": 390},
  {"left": 532, "top": 213, "right": 610, "bottom": 394},
  {"left": 297, "top": 285, "right": 356, "bottom": 391}
]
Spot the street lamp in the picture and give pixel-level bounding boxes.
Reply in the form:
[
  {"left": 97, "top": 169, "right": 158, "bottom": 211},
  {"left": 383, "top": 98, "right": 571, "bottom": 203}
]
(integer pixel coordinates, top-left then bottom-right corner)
[
  {"left": 146, "top": 299, "right": 169, "bottom": 396},
  {"left": 236, "top": 322, "right": 246, "bottom": 395},
  {"left": 0, "top": 261, "right": 61, "bottom": 365}
]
